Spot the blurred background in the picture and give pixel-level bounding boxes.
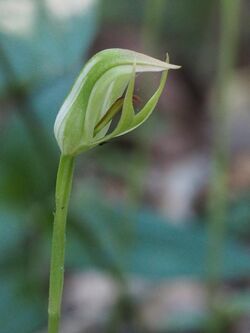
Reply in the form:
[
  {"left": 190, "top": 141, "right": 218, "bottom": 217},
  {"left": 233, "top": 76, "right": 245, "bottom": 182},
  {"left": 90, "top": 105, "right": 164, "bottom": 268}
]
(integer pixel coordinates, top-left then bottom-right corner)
[{"left": 0, "top": 0, "right": 250, "bottom": 332}]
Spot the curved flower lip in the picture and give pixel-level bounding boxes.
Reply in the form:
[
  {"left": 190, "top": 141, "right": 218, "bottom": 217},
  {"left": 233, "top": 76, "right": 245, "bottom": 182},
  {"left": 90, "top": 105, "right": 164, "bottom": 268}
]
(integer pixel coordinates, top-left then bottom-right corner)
[{"left": 54, "top": 48, "right": 180, "bottom": 156}]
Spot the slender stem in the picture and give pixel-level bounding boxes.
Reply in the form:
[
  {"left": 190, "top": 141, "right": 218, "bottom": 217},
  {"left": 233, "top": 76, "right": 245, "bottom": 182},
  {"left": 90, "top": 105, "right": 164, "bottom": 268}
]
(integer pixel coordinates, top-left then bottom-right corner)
[
  {"left": 142, "top": 0, "right": 165, "bottom": 53},
  {"left": 206, "top": 0, "right": 240, "bottom": 330},
  {"left": 207, "top": 0, "right": 240, "bottom": 287},
  {"left": 48, "top": 154, "right": 75, "bottom": 333}
]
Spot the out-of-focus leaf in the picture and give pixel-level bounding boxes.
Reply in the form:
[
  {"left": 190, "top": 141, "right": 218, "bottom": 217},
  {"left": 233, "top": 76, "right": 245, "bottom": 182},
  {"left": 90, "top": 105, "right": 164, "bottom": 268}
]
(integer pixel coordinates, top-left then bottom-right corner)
[
  {"left": 68, "top": 189, "right": 250, "bottom": 280},
  {"left": 0, "top": 115, "right": 54, "bottom": 206},
  {"left": 129, "top": 211, "right": 250, "bottom": 280},
  {"left": 228, "top": 193, "right": 250, "bottom": 239},
  {"left": 162, "top": 311, "right": 207, "bottom": 332},
  {"left": 0, "top": 0, "right": 100, "bottom": 135},
  {"left": 222, "top": 291, "right": 250, "bottom": 317},
  {"left": 0, "top": 209, "right": 26, "bottom": 263},
  {"left": 0, "top": 0, "right": 99, "bottom": 90},
  {"left": 0, "top": 276, "right": 46, "bottom": 333}
]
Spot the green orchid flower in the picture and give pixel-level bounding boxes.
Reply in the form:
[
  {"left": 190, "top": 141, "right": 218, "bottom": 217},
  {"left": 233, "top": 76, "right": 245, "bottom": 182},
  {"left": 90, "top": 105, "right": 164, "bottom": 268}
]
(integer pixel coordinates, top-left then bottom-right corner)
[
  {"left": 48, "top": 48, "right": 180, "bottom": 333},
  {"left": 54, "top": 48, "right": 180, "bottom": 156}
]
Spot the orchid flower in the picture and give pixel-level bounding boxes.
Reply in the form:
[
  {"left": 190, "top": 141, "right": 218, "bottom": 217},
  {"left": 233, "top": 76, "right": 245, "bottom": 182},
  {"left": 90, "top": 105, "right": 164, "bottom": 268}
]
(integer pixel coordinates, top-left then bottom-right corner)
[
  {"left": 54, "top": 48, "right": 180, "bottom": 155},
  {"left": 48, "top": 49, "right": 180, "bottom": 333}
]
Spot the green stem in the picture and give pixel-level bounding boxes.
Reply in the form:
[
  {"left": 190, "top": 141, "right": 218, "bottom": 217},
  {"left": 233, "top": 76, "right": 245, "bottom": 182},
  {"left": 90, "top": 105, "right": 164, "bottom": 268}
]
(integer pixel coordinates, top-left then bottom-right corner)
[
  {"left": 142, "top": 0, "right": 165, "bottom": 53},
  {"left": 48, "top": 154, "right": 75, "bottom": 333},
  {"left": 206, "top": 0, "right": 240, "bottom": 331},
  {"left": 207, "top": 0, "right": 240, "bottom": 287}
]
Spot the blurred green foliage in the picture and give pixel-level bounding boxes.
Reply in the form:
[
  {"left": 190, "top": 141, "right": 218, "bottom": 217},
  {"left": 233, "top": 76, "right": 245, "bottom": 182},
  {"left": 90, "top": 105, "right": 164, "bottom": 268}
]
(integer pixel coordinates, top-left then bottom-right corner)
[{"left": 0, "top": 1, "right": 250, "bottom": 332}]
